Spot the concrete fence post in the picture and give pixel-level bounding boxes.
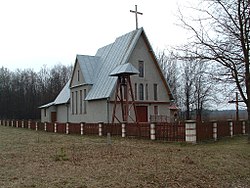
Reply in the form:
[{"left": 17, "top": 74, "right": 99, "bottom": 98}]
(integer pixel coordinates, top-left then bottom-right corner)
[
  {"left": 150, "top": 122, "right": 156, "bottom": 140},
  {"left": 98, "top": 122, "right": 103, "bottom": 136},
  {"left": 80, "top": 122, "right": 84, "bottom": 135},
  {"left": 66, "top": 122, "right": 69, "bottom": 134},
  {"left": 44, "top": 122, "right": 47, "bottom": 131},
  {"left": 16, "top": 121, "right": 18, "bottom": 128},
  {"left": 212, "top": 121, "right": 217, "bottom": 141},
  {"left": 185, "top": 120, "right": 196, "bottom": 144},
  {"left": 229, "top": 120, "right": 233, "bottom": 137},
  {"left": 54, "top": 122, "right": 57, "bottom": 133},
  {"left": 11, "top": 120, "right": 14, "bottom": 127},
  {"left": 122, "top": 122, "right": 126, "bottom": 138},
  {"left": 242, "top": 121, "right": 246, "bottom": 134},
  {"left": 22, "top": 120, "right": 24, "bottom": 128},
  {"left": 28, "top": 120, "right": 31, "bottom": 129},
  {"left": 35, "top": 122, "right": 38, "bottom": 131}
]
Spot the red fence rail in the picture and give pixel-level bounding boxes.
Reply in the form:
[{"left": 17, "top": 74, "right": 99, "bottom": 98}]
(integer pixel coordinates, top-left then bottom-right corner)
[
  {"left": 196, "top": 121, "right": 213, "bottom": 141},
  {"left": 0, "top": 119, "right": 248, "bottom": 142},
  {"left": 155, "top": 122, "right": 185, "bottom": 141},
  {"left": 217, "top": 121, "right": 230, "bottom": 138}
]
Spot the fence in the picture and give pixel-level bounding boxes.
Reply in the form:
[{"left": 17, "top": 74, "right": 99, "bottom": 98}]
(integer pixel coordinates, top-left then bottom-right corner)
[{"left": 0, "top": 119, "right": 248, "bottom": 143}]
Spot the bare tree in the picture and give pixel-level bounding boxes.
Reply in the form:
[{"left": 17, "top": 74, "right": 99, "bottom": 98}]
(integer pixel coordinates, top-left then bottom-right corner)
[
  {"left": 157, "top": 51, "right": 180, "bottom": 103},
  {"left": 178, "top": 0, "right": 250, "bottom": 140}
]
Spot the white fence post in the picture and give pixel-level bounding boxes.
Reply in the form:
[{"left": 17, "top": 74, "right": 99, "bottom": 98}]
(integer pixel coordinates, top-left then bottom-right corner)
[
  {"left": 16, "top": 121, "right": 18, "bottom": 128},
  {"left": 122, "top": 122, "right": 126, "bottom": 138},
  {"left": 150, "top": 123, "right": 156, "bottom": 140},
  {"left": 28, "top": 120, "right": 31, "bottom": 129},
  {"left": 185, "top": 120, "right": 196, "bottom": 144},
  {"left": 11, "top": 120, "right": 14, "bottom": 127},
  {"left": 54, "top": 122, "right": 57, "bottom": 133},
  {"left": 35, "top": 122, "right": 38, "bottom": 131},
  {"left": 242, "top": 121, "right": 246, "bottom": 134},
  {"left": 44, "top": 122, "right": 47, "bottom": 131},
  {"left": 229, "top": 120, "right": 233, "bottom": 137},
  {"left": 80, "top": 122, "right": 84, "bottom": 135},
  {"left": 22, "top": 120, "right": 24, "bottom": 128},
  {"left": 98, "top": 122, "right": 103, "bottom": 136},
  {"left": 212, "top": 121, "right": 217, "bottom": 141},
  {"left": 66, "top": 122, "right": 69, "bottom": 134}
]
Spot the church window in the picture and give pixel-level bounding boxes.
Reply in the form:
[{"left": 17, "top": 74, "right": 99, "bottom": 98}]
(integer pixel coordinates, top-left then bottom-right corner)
[
  {"left": 154, "top": 84, "right": 158, "bottom": 101},
  {"left": 77, "top": 70, "right": 80, "bottom": 82},
  {"left": 134, "top": 83, "right": 137, "bottom": 100},
  {"left": 138, "top": 61, "right": 144, "bottom": 77},
  {"left": 80, "top": 90, "right": 83, "bottom": 114},
  {"left": 154, "top": 106, "right": 159, "bottom": 115},
  {"left": 84, "top": 89, "right": 87, "bottom": 114},
  {"left": 139, "top": 83, "right": 144, "bottom": 100},
  {"left": 75, "top": 91, "right": 78, "bottom": 114},
  {"left": 145, "top": 84, "right": 148, "bottom": 100},
  {"left": 71, "top": 92, "right": 74, "bottom": 114}
]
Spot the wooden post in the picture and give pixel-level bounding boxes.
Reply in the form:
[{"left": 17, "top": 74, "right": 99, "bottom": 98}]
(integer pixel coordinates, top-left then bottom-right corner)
[
  {"left": 122, "top": 122, "right": 126, "bottom": 138},
  {"left": 212, "top": 121, "right": 217, "bottom": 141},
  {"left": 185, "top": 120, "right": 196, "bottom": 143},
  {"left": 150, "top": 122, "right": 156, "bottom": 140}
]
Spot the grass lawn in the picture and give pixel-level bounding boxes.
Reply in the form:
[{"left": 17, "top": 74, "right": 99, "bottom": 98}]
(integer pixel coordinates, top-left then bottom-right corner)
[{"left": 0, "top": 125, "right": 249, "bottom": 188}]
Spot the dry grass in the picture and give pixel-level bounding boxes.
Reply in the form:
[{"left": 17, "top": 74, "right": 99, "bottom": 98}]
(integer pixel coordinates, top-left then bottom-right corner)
[{"left": 0, "top": 126, "right": 249, "bottom": 188}]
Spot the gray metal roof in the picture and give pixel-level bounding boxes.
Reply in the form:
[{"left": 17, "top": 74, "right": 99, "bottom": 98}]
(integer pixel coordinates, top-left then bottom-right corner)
[
  {"left": 54, "top": 80, "right": 70, "bottom": 105},
  {"left": 85, "top": 28, "right": 143, "bottom": 100},
  {"left": 40, "top": 27, "right": 173, "bottom": 109},
  {"left": 39, "top": 80, "right": 70, "bottom": 109},
  {"left": 38, "top": 102, "right": 54, "bottom": 109},
  {"left": 109, "top": 63, "right": 139, "bottom": 76},
  {"left": 77, "top": 55, "right": 101, "bottom": 84}
]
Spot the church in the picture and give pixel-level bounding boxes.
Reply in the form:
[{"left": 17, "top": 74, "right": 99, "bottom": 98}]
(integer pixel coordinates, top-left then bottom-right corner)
[{"left": 39, "top": 27, "right": 177, "bottom": 123}]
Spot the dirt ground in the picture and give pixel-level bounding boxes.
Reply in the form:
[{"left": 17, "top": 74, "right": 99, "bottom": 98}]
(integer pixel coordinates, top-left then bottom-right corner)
[{"left": 0, "top": 125, "right": 249, "bottom": 188}]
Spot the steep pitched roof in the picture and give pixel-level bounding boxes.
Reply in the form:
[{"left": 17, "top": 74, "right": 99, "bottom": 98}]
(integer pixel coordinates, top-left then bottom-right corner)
[
  {"left": 39, "top": 80, "right": 70, "bottom": 109},
  {"left": 76, "top": 55, "right": 101, "bottom": 84},
  {"left": 85, "top": 28, "right": 143, "bottom": 100},
  {"left": 54, "top": 80, "right": 70, "bottom": 105}
]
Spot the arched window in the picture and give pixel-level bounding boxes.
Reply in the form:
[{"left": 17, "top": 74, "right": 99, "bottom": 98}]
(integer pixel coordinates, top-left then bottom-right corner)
[
  {"left": 139, "top": 83, "right": 144, "bottom": 100},
  {"left": 138, "top": 61, "right": 144, "bottom": 77}
]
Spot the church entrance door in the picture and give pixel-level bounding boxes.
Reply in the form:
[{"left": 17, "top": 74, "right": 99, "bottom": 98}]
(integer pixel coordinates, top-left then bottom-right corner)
[{"left": 136, "top": 106, "right": 148, "bottom": 122}]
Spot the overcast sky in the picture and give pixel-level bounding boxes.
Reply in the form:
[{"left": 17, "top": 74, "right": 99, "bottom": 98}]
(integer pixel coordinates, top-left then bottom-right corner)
[{"left": 0, "top": 0, "right": 193, "bottom": 71}]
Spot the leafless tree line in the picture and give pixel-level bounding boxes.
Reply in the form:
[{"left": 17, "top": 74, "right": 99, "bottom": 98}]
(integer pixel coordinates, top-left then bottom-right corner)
[{"left": 0, "top": 64, "right": 72, "bottom": 120}]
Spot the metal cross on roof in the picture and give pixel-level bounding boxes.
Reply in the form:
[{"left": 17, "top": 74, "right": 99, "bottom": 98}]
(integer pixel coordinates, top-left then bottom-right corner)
[{"left": 130, "top": 5, "right": 143, "bottom": 30}]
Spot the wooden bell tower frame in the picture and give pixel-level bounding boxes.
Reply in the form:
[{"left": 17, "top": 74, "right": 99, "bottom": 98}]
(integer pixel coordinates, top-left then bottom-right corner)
[{"left": 111, "top": 74, "right": 138, "bottom": 123}]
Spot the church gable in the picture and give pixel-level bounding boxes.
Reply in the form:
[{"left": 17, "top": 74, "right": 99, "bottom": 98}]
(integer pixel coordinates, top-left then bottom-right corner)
[
  {"left": 70, "top": 55, "right": 101, "bottom": 88},
  {"left": 70, "top": 59, "right": 84, "bottom": 87},
  {"left": 128, "top": 32, "right": 173, "bottom": 101}
]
